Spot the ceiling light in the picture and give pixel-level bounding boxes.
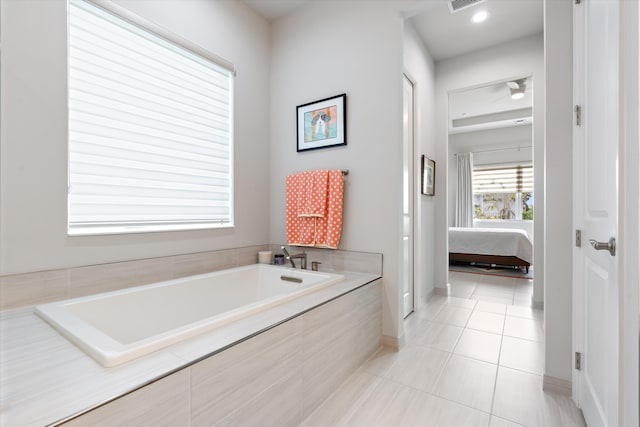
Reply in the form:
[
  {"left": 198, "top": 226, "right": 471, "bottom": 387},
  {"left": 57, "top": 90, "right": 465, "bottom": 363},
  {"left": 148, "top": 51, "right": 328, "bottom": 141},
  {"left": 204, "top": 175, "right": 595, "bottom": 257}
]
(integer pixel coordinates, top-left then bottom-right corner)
[{"left": 472, "top": 11, "right": 488, "bottom": 23}]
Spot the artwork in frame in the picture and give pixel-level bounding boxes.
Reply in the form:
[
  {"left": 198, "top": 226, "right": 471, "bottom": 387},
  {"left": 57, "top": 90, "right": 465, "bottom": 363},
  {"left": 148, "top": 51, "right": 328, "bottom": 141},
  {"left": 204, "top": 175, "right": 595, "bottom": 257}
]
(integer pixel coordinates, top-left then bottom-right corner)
[
  {"left": 422, "top": 155, "right": 435, "bottom": 196},
  {"left": 296, "top": 93, "right": 346, "bottom": 152}
]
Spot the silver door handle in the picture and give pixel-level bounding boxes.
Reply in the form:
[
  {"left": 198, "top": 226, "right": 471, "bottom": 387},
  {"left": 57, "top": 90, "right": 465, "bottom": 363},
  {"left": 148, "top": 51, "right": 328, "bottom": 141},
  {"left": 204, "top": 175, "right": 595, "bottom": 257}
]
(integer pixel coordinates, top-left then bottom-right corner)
[{"left": 588, "top": 237, "right": 616, "bottom": 256}]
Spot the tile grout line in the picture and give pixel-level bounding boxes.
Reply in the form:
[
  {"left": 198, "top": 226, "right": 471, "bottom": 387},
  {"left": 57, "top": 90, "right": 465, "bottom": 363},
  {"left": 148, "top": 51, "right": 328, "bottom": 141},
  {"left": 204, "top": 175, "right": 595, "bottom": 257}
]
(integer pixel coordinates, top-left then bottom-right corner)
[
  {"left": 382, "top": 375, "right": 495, "bottom": 418},
  {"left": 429, "top": 297, "right": 477, "bottom": 406},
  {"left": 489, "top": 306, "right": 509, "bottom": 419}
]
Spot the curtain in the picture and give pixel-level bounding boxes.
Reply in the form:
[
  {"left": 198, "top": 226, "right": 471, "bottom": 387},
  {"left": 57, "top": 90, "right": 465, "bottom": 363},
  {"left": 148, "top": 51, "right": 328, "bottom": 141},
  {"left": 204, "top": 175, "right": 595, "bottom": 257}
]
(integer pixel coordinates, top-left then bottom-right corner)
[{"left": 455, "top": 152, "right": 474, "bottom": 228}]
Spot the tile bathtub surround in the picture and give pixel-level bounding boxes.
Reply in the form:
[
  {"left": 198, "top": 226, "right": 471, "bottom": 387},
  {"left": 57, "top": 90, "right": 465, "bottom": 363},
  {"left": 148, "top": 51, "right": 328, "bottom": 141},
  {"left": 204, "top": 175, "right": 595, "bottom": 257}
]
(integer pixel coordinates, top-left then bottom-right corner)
[
  {"left": 1, "top": 245, "right": 383, "bottom": 312},
  {"left": 0, "top": 269, "right": 69, "bottom": 311},
  {"left": 68, "top": 258, "right": 173, "bottom": 298},
  {"left": 0, "top": 245, "right": 269, "bottom": 311},
  {"left": 56, "top": 281, "right": 381, "bottom": 427},
  {"left": 1, "top": 272, "right": 381, "bottom": 427},
  {"left": 61, "top": 370, "right": 191, "bottom": 427},
  {"left": 270, "top": 244, "right": 383, "bottom": 276}
]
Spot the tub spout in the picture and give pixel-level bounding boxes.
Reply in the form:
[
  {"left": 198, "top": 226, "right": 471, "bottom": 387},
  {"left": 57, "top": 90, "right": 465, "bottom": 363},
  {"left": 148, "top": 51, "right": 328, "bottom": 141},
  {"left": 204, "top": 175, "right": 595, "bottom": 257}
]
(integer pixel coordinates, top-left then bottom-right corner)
[{"left": 280, "top": 246, "right": 307, "bottom": 269}]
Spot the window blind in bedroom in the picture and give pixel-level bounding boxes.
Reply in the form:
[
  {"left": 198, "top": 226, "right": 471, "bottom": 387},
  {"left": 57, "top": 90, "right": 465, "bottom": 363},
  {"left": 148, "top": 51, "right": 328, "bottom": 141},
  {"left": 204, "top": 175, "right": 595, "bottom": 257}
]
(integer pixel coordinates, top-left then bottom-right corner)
[{"left": 473, "top": 165, "right": 533, "bottom": 194}]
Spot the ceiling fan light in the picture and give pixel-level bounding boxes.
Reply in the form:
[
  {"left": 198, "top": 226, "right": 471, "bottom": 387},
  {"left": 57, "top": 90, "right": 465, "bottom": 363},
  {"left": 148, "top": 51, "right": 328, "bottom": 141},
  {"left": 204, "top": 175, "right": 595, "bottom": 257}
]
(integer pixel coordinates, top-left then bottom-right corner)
[{"left": 510, "top": 83, "right": 526, "bottom": 99}]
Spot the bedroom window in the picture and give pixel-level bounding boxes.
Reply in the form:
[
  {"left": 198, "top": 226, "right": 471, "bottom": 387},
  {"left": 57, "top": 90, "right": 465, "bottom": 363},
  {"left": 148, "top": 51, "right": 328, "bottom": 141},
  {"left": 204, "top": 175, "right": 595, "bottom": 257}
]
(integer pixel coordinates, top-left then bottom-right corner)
[
  {"left": 473, "top": 165, "right": 533, "bottom": 220},
  {"left": 67, "top": 0, "right": 235, "bottom": 236}
]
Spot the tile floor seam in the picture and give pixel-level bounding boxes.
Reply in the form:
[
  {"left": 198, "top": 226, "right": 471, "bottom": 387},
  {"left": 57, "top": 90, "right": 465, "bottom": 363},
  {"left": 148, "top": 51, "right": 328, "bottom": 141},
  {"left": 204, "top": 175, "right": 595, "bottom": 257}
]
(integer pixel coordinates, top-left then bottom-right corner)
[
  {"left": 427, "top": 347, "right": 455, "bottom": 396},
  {"left": 500, "top": 334, "right": 541, "bottom": 345},
  {"left": 496, "top": 364, "right": 544, "bottom": 378},
  {"left": 383, "top": 375, "right": 495, "bottom": 418},
  {"left": 312, "top": 349, "right": 391, "bottom": 424},
  {"left": 306, "top": 368, "right": 383, "bottom": 426},
  {"left": 336, "top": 374, "right": 385, "bottom": 426},
  {"left": 489, "top": 308, "right": 508, "bottom": 419},
  {"left": 452, "top": 349, "right": 501, "bottom": 367}
]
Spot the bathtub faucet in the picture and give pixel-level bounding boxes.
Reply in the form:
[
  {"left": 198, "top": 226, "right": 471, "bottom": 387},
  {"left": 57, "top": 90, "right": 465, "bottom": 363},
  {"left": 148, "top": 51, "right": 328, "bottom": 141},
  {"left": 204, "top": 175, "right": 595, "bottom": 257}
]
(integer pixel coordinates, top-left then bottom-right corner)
[{"left": 281, "top": 246, "right": 307, "bottom": 269}]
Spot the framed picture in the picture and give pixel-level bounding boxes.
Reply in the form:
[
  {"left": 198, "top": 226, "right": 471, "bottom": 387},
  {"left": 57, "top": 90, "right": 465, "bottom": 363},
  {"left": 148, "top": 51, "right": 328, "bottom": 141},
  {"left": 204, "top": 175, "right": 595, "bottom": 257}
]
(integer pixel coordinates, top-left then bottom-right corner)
[
  {"left": 421, "top": 155, "right": 435, "bottom": 196},
  {"left": 296, "top": 93, "right": 346, "bottom": 152}
]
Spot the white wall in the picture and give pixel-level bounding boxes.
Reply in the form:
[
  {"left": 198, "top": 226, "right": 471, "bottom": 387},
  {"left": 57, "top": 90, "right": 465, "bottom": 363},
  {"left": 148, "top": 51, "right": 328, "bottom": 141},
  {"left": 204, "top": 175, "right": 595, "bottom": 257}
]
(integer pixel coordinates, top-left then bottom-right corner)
[
  {"left": 0, "top": 0, "right": 271, "bottom": 275},
  {"left": 403, "top": 21, "right": 437, "bottom": 306},
  {"left": 433, "top": 34, "right": 544, "bottom": 306},
  {"left": 269, "top": 2, "right": 405, "bottom": 341},
  {"left": 543, "top": 0, "right": 573, "bottom": 384}
]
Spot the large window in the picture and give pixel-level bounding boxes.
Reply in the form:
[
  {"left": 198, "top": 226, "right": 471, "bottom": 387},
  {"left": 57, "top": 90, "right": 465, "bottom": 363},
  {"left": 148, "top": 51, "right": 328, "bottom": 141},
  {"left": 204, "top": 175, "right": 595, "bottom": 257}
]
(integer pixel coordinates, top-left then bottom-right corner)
[
  {"left": 67, "top": 0, "right": 234, "bottom": 235},
  {"left": 473, "top": 165, "right": 533, "bottom": 220}
]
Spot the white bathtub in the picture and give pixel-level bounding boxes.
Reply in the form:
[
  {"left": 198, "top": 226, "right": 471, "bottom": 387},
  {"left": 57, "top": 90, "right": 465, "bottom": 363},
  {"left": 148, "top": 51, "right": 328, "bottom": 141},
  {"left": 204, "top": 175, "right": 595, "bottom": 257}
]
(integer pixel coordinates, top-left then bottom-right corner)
[{"left": 35, "top": 264, "right": 344, "bottom": 367}]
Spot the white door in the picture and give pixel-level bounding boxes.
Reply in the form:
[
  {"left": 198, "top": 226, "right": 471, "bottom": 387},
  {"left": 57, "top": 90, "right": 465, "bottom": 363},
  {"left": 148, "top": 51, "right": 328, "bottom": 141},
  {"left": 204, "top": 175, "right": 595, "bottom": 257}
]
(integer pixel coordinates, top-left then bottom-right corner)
[
  {"left": 573, "top": 1, "right": 619, "bottom": 426},
  {"left": 402, "top": 75, "right": 414, "bottom": 318}
]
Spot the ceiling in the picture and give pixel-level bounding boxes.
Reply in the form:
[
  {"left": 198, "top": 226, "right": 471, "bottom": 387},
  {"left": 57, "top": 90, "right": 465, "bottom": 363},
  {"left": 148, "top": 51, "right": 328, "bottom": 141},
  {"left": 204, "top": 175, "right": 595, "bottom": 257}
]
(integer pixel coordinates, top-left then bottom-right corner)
[
  {"left": 242, "top": 0, "right": 542, "bottom": 135},
  {"left": 409, "top": 0, "right": 543, "bottom": 61},
  {"left": 242, "top": 1, "right": 543, "bottom": 60},
  {"left": 242, "top": 0, "right": 310, "bottom": 22}
]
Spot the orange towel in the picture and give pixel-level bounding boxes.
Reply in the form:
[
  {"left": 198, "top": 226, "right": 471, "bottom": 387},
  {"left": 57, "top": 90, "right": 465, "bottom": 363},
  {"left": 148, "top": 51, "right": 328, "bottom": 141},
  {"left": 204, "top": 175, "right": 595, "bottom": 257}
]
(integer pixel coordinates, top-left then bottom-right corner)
[
  {"left": 286, "top": 170, "right": 343, "bottom": 249},
  {"left": 297, "top": 170, "right": 328, "bottom": 217}
]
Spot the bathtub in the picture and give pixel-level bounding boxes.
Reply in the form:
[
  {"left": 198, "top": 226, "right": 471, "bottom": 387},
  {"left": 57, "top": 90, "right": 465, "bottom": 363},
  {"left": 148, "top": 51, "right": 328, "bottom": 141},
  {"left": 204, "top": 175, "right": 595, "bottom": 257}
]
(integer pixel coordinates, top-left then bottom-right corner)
[{"left": 35, "top": 264, "right": 344, "bottom": 367}]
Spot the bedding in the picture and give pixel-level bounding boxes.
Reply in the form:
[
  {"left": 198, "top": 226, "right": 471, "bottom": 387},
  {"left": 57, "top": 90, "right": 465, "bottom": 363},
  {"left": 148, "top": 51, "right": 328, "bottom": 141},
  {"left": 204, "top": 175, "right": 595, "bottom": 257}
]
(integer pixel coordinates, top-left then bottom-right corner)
[{"left": 449, "top": 227, "right": 533, "bottom": 269}]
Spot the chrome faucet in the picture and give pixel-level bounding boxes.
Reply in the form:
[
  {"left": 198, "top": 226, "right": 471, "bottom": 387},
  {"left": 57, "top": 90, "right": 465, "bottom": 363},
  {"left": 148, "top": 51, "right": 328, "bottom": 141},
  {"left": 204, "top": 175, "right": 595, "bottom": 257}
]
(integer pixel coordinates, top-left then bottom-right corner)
[{"left": 281, "top": 246, "right": 307, "bottom": 269}]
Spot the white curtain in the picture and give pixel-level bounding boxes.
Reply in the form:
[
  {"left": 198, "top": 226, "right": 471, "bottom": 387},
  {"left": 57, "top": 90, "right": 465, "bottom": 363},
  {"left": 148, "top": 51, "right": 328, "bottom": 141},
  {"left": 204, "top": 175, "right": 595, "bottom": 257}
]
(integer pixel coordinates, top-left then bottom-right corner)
[{"left": 455, "top": 152, "right": 474, "bottom": 228}]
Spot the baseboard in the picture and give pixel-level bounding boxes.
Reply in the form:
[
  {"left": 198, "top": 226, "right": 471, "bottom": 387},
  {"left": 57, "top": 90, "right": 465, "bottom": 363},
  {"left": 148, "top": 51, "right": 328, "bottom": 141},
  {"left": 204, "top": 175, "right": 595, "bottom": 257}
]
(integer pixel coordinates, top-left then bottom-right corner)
[
  {"left": 434, "top": 283, "right": 450, "bottom": 297},
  {"left": 382, "top": 333, "right": 405, "bottom": 350},
  {"left": 532, "top": 297, "right": 544, "bottom": 309},
  {"left": 423, "top": 287, "right": 435, "bottom": 306},
  {"left": 543, "top": 374, "right": 572, "bottom": 395}
]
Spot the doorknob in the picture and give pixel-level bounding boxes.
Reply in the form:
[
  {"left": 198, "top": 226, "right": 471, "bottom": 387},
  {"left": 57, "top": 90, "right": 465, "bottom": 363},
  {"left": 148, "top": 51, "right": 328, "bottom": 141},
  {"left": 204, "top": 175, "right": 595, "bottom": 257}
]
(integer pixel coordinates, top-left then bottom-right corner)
[{"left": 588, "top": 237, "right": 616, "bottom": 256}]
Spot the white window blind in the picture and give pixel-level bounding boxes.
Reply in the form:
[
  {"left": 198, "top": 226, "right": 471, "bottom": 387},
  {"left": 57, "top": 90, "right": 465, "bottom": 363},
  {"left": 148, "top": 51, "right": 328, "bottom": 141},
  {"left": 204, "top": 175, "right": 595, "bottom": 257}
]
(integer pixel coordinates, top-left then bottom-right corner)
[
  {"left": 68, "top": 0, "right": 234, "bottom": 235},
  {"left": 473, "top": 165, "right": 533, "bottom": 194}
]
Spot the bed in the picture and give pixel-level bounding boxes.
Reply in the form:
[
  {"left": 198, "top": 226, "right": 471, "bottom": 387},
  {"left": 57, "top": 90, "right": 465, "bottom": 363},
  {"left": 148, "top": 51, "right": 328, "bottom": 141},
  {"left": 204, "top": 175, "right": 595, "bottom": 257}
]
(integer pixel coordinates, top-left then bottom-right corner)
[{"left": 448, "top": 227, "right": 533, "bottom": 272}]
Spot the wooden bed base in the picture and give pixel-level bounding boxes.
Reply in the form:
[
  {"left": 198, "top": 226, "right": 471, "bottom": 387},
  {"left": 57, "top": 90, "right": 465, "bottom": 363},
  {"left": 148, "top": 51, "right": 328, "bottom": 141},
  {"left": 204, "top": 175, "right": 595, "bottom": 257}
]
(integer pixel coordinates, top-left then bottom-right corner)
[{"left": 449, "top": 253, "right": 530, "bottom": 273}]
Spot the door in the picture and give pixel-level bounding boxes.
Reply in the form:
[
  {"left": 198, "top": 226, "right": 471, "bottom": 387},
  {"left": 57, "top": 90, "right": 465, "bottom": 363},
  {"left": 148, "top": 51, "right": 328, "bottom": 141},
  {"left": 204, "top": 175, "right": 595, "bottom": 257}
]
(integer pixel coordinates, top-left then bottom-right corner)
[
  {"left": 402, "top": 75, "right": 414, "bottom": 318},
  {"left": 573, "top": 1, "right": 619, "bottom": 426}
]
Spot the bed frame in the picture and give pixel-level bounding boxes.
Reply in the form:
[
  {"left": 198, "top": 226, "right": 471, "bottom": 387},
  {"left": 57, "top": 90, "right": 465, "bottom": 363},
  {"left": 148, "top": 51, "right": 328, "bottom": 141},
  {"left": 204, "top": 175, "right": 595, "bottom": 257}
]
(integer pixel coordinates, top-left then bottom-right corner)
[{"left": 449, "top": 253, "right": 530, "bottom": 273}]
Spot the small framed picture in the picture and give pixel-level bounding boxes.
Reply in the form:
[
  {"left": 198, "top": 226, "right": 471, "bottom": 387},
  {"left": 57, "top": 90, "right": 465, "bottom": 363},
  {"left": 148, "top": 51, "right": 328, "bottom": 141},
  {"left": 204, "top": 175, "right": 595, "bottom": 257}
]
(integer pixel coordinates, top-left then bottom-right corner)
[
  {"left": 422, "top": 155, "right": 435, "bottom": 196},
  {"left": 296, "top": 94, "right": 346, "bottom": 152}
]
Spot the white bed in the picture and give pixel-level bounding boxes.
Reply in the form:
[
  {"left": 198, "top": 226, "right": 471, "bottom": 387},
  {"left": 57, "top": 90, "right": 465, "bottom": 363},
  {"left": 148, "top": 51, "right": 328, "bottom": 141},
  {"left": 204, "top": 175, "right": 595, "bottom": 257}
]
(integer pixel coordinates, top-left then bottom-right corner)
[{"left": 449, "top": 227, "right": 533, "bottom": 272}]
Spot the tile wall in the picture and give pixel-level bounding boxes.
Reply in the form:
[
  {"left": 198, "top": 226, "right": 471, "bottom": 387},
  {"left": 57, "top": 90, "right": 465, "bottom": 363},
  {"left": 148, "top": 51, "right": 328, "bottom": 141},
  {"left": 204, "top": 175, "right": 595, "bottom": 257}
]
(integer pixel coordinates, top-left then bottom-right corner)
[
  {"left": 1, "top": 245, "right": 381, "bottom": 312},
  {"left": 270, "top": 245, "right": 383, "bottom": 276},
  {"left": 0, "top": 245, "right": 269, "bottom": 311}
]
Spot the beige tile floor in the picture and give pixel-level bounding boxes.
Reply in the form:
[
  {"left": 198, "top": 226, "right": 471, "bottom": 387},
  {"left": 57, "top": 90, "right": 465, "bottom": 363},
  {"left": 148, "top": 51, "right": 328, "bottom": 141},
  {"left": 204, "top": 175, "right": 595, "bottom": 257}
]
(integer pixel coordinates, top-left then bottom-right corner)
[{"left": 302, "top": 271, "right": 586, "bottom": 427}]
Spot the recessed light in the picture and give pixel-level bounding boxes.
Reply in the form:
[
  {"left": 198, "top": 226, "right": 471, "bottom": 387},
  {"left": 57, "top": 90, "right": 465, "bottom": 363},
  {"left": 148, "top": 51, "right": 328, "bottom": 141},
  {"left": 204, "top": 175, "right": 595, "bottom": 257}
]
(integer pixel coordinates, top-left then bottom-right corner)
[{"left": 472, "top": 11, "right": 488, "bottom": 23}]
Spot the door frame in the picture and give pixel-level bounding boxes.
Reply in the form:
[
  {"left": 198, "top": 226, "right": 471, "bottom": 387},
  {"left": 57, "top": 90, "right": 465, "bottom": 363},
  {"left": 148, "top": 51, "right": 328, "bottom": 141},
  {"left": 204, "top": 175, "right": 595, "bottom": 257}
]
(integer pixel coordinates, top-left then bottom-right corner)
[
  {"left": 571, "top": 0, "right": 585, "bottom": 409},
  {"left": 402, "top": 71, "right": 417, "bottom": 317},
  {"left": 571, "top": 1, "right": 639, "bottom": 425},
  {"left": 618, "top": 0, "right": 639, "bottom": 424}
]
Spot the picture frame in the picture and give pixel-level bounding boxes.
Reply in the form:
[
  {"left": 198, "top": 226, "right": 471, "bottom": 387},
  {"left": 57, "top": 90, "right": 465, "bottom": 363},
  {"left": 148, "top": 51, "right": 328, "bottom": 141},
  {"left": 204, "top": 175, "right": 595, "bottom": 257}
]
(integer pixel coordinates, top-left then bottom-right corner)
[
  {"left": 421, "top": 155, "right": 435, "bottom": 196},
  {"left": 296, "top": 93, "right": 346, "bottom": 152}
]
